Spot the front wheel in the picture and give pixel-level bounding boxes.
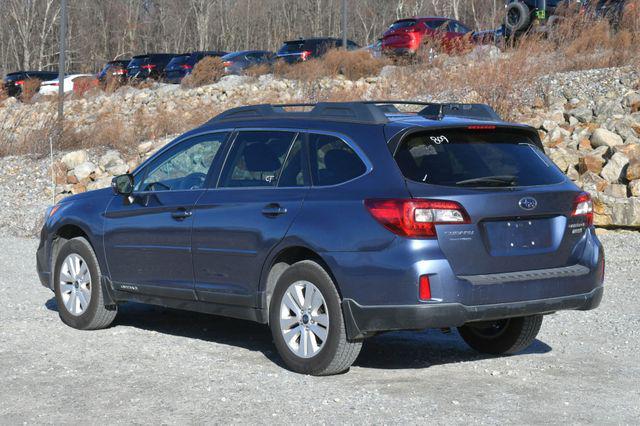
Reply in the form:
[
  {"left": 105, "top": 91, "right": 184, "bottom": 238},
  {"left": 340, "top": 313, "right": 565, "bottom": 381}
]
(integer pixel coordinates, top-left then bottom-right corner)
[
  {"left": 269, "top": 260, "right": 362, "bottom": 375},
  {"left": 53, "top": 237, "right": 117, "bottom": 330},
  {"left": 458, "top": 315, "right": 543, "bottom": 355}
]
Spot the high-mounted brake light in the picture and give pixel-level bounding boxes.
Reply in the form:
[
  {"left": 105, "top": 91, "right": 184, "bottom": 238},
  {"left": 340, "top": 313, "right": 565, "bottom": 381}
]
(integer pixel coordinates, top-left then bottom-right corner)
[
  {"left": 467, "top": 125, "right": 496, "bottom": 130},
  {"left": 571, "top": 192, "right": 593, "bottom": 227},
  {"left": 365, "top": 199, "right": 470, "bottom": 238},
  {"left": 300, "top": 50, "right": 312, "bottom": 61}
]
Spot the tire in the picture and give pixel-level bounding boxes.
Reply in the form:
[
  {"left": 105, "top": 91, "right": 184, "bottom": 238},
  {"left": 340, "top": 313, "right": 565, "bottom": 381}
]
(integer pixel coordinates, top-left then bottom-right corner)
[
  {"left": 458, "top": 315, "right": 543, "bottom": 355},
  {"left": 53, "top": 237, "right": 117, "bottom": 330},
  {"left": 269, "top": 260, "right": 362, "bottom": 375},
  {"left": 505, "top": 2, "right": 531, "bottom": 33}
]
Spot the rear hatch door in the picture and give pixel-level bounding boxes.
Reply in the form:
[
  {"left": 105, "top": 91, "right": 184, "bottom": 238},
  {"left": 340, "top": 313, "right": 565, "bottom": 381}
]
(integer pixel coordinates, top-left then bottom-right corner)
[{"left": 395, "top": 127, "right": 589, "bottom": 276}]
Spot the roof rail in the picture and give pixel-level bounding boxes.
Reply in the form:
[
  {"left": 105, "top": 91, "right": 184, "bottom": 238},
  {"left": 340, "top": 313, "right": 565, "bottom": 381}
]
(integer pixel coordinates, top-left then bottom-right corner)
[{"left": 209, "top": 101, "right": 502, "bottom": 125}]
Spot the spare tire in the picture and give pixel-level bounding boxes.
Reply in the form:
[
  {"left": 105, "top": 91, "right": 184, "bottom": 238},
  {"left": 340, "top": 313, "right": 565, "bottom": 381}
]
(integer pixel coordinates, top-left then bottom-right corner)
[{"left": 505, "top": 2, "right": 531, "bottom": 33}]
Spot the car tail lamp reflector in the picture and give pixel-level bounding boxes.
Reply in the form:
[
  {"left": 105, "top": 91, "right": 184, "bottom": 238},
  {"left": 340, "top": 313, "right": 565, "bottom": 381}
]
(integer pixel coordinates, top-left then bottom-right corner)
[
  {"left": 300, "top": 50, "right": 312, "bottom": 61},
  {"left": 419, "top": 275, "right": 431, "bottom": 300},
  {"left": 15, "top": 80, "right": 25, "bottom": 85},
  {"left": 365, "top": 199, "right": 470, "bottom": 238},
  {"left": 141, "top": 64, "right": 156, "bottom": 70},
  {"left": 571, "top": 192, "right": 593, "bottom": 227}
]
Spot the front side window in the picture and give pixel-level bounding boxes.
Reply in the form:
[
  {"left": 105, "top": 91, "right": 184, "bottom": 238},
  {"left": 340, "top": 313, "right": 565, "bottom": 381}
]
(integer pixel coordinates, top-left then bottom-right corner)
[
  {"left": 309, "top": 134, "right": 367, "bottom": 186},
  {"left": 394, "top": 130, "right": 566, "bottom": 187},
  {"left": 219, "top": 131, "right": 297, "bottom": 188},
  {"left": 137, "top": 133, "right": 226, "bottom": 192}
]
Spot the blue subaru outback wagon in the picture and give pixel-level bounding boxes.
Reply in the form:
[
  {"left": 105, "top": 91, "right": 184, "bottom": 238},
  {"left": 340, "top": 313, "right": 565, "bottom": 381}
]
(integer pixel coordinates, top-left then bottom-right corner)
[{"left": 37, "top": 101, "right": 604, "bottom": 375}]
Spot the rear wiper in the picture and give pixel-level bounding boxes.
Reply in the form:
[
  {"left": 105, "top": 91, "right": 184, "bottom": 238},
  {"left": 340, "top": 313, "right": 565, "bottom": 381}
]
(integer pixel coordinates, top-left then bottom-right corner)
[{"left": 455, "top": 175, "right": 518, "bottom": 187}]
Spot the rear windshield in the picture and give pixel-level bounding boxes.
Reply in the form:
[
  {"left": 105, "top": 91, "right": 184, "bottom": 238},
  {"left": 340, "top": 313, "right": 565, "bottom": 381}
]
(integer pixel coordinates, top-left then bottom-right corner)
[
  {"left": 167, "top": 55, "right": 189, "bottom": 67},
  {"left": 424, "top": 19, "right": 448, "bottom": 30},
  {"left": 128, "top": 57, "right": 149, "bottom": 67},
  {"left": 394, "top": 130, "right": 565, "bottom": 187},
  {"left": 389, "top": 20, "right": 417, "bottom": 30}
]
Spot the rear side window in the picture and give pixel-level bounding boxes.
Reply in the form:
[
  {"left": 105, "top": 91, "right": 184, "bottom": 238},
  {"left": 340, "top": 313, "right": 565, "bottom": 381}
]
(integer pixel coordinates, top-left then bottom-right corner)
[
  {"left": 219, "top": 131, "right": 297, "bottom": 188},
  {"left": 309, "top": 134, "right": 367, "bottom": 186},
  {"left": 424, "top": 19, "right": 448, "bottom": 30},
  {"left": 394, "top": 130, "right": 565, "bottom": 187}
]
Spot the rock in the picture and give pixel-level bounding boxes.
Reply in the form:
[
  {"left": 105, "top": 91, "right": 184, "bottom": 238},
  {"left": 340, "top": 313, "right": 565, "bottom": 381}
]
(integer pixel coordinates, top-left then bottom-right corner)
[
  {"left": 379, "top": 65, "right": 398, "bottom": 78},
  {"left": 71, "top": 183, "right": 87, "bottom": 194},
  {"left": 137, "top": 141, "right": 154, "bottom": 155},
  {"left": 66, "top": 173, "right": 79, "bottom": 185},
  {"left": 627, "top": 159, "right": 640, "bottom": 181},
  {"left": 548, "top": 147, "right": 579, "bottom": 172},
  {"left": 579, "top": 155, "right": 605, "bottom": 174},
  {"left": 604, "top": 184, "right": 628, "bottom": 198},
  {"left": 614, "top": 143, "right": 640, "bottom": 160},
  {"left": 99, "top": 150, "right": 124, "bottom": 170},
  {"left": 591, "top": 128, "right": 623, "bottom": 148},
  {"left": 86, "top": 177, "right": 112, "bottom": 191},
  {"left": 568, "top": 107, "right": 593, "bottom": 123},
  {"left": 214, "top": 75, "right": 250, "bottom": 92},
  {"left": 595, "top": 98, "right": 624, "bottom": 118},
  {"left": 630, "top": 180, "right": 640, "bottom": 197},
  {"left": 623, "top": 91, "right": 640, "bottom": 109},
  {"left": 106, "top": 163, "right": 129, "bottom": 176},
  {"left": 73, "top": 161, "right": 97, "bottom": 181},
  {"left": 579, "top": 171, "right": 608, "bottom": 193},
  {"left": 600, "top": 152, "right": 629, "bottom": 183},
  {"left": 61, "top": 150, "right": 88, "bottom": 169},
  {"left": 592, "top": 193, "right": 640, "bottom": 226},
  {"left": 542, "top": 120, "right": 558, "bottom": 132}
]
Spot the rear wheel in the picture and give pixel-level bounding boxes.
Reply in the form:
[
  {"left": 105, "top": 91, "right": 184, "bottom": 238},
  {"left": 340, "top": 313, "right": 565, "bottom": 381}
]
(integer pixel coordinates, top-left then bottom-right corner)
[
  {"left": 458, "top": 315, "right": 543, "bottom": 355},
  {"left": 53, "top": 237, "right": 117, "bottom": 330},
  {"left": 505, "top": 2, "right": 531, "bottom": 33},
  {"left": 269, "top": 260, "right": 362, "bottom": 375}
]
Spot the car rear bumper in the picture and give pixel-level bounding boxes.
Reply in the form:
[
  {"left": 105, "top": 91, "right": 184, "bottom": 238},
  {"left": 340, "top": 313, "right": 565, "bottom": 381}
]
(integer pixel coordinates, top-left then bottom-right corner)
[{"left": 342, "top": 286, "right": 603, "bottom": 340}]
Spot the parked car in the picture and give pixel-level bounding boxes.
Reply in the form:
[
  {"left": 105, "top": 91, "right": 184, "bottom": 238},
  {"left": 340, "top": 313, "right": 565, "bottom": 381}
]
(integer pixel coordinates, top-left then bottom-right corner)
[
  {"left": 39, "top": 74, "right": 95, "bottom": 96},
  {"left": 381, "top": 17, "right": 473, "bottom": 56},
  {"left": 221, "top": 50, "right": 275, "bottom": 75},
  {"left": 37, "top": 100, "right": 604, "bottom": 375},
  {"left": 276, "top": 38, "right": 359, "bottom": 63},
  {"left": 3, "top": 71, "right": 60, "bottom": 97},
  {"left": 126, "top": 53, "right": 179, "bottom": 81},
  {"left": 97, "top": 60, "right": 131, "bottom": 83},
  {"left": 581, "top": 0, "right": 631, "bottom": 27},
  {"left": 165, "top": 51, "right": 228, "bottom": 83}
]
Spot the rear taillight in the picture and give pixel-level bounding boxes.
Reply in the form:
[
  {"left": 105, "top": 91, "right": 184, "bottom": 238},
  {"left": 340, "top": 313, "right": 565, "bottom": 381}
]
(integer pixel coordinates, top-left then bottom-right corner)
[
  {"left": 113, "top": 69, "right": 126, "bottom": 75},
  {"left": 571, "top": 192, "right": 594, "bottom": 227},
  {"left": 15, "top": 80, "right": 25, "bottom": 85},
  {"left": 223, "top": 61, "right": 233, "bottom": 67},
  {"left": 365, "top": 198, "right": 470, "bottom": 238},
  {"left": 180, "top": 64, "right": 193, "bottom": 70},
  {"left": 300, "top": 50, "right": 312, "bottom": 61},
  {"left": 141, "top": 64, "right": 156, "bottom": 70}
]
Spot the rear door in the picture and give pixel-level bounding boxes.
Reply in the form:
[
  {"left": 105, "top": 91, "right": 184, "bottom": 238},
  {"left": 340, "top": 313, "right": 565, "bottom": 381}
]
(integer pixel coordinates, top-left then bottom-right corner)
[
  {"left": 191, "top": 130, "right": 309, "bottom": 307},
  {"left": 394, "top": 127, "right": 588, "bottom": 276}
]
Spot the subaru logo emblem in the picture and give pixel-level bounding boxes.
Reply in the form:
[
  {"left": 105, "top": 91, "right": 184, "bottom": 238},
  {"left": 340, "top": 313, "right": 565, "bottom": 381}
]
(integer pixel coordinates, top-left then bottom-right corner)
[{"left": 519, "top": 197, "right": 537, "bottom": 211}]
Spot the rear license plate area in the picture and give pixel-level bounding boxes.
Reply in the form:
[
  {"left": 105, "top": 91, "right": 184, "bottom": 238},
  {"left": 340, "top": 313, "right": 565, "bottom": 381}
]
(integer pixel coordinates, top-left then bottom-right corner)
[{"left": 483, "top": 218, "right": 554, "bottom": 255}]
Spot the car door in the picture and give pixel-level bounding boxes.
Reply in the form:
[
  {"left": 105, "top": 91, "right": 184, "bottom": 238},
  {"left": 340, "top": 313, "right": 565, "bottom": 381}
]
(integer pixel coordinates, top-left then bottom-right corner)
[
  {"left": 103, "top": 131, "right": 229, "bottom": 299},
  {"left": 191, "top": 130, "right": 309, "bottom": 307}
]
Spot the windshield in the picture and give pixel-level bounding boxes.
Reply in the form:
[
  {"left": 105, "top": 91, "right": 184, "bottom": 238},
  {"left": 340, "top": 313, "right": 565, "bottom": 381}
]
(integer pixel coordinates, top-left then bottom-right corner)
[{"left": 394, "top": 129, "right": 566, "bottom": 187}]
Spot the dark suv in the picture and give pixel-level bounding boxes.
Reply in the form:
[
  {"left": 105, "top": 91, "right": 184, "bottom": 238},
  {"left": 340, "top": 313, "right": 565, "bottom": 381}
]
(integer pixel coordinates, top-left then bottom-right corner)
[
  {"left": 3, "top": 71, "right": 60, "bottom": 97},
  {"left": 276, "top": 38, "right": 359, "bottom": 63},
  {"left": 97, "top": 60, "right": 131, "bottom": 84},
  {"left": 37, "top": 101, "right": 604, "bottom": 375},
  {"left": 126, "top": 53, "right": 179, "bottom": 81},
  {"left": 165, "top": 51, "right": 228, "bottom": 84}
]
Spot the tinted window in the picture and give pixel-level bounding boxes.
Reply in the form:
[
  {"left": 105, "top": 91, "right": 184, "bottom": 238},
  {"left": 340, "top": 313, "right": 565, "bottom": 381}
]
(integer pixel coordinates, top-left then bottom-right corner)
[
  {"left": 394, "top": 130, "right": 566, "bottom": 187},
  {"left": 449, "top": 21, "right": 470, "bottom": 33},
  {"left": 278, "top": 41, "right": 305, "bottom": 54},
  {"left": 278, "top": 136, "right": 307, "bottom": 187},
  {"left": 128, "top": 57, "right": 148, "bottom": 68},
  {"left": 424, "top": 19, "right": 448, "bottom": 30},
  {"left": 389, "top": 20, "right": 417, "bottom": 30},
  {"left": 137, "top": 133, "right": 226, "bottom": 192},
  {"left": 219, "top": 131, "right": 296, "bottom": 188},
  {"left": 310, "top": 134, "right": 367, "bottom": 186},
  {"left": 167, "top": 55, "right": 189, "bottom": 68}
]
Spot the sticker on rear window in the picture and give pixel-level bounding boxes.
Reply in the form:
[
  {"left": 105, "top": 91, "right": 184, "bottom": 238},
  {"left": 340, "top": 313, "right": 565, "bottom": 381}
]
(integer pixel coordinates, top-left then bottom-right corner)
[{"left": 429, "top": 135, "right": 450, "bottom": 144}]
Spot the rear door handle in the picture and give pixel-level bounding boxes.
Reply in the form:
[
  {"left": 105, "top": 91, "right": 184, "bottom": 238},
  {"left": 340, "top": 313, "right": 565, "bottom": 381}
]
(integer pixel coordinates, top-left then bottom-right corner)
[
  {"left": 262, "top": 203, "right": 287, "bottom": 217},
  {"left": 171, "top": 208, "right": 193, "bottom": 220}
]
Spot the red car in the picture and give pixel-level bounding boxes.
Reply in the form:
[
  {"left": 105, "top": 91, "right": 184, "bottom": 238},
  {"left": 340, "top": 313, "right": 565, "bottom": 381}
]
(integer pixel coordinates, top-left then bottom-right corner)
[{"left": 381, "top": 17, "right": 473, "bottom": 56}]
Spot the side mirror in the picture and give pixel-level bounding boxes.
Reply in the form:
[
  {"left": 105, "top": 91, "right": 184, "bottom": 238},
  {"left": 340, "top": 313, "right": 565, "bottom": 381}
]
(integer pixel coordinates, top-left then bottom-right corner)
[{"left": 111, "top": 174, "right": 134, "bottom": 196}]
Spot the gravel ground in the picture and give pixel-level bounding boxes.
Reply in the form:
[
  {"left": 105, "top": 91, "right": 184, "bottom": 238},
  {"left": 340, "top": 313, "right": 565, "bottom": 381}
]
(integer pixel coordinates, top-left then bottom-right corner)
[{"left": 0, "top": 232, "right": 639, "bottom": 424}]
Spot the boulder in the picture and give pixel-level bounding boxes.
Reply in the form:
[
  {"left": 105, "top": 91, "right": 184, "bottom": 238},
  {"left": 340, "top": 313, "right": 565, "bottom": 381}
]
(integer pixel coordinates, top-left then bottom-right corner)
[
  {"left": 614, "top": 143, "right": 640, "bottom": 160},
  {"left": 604, "top": 184, "right": 628, "bottom": 198},
  {"left": 630, "top": 179, "right": 640, "bottom": 197},
  {"left": 592, "top": 193, "right": 640, "bottom": 227},
  {"left": 106, "top": 163, "right": 129, "bottom": 176},
  {"left": 61, "top": 150, "right": 88, "bottom": 169},
  {"left": 579, "top": 171, "right": 608, "bottom": 193},
  {"left": 590, "top": 128, "right": 623, "bottom": 148},
  {"left": 578, "top": 155, "right": 605, "bottom": 174},
  {"left": 600, "top": 152, "right": 629, "bottom": 183},
  {"left": 627, "top": 159, "right": 640, "bottom": 181},
  {"left": 548, "top": 147, "right": 579, "bottom": 172},
  {"left": 568, "top": 107, "right": 593, "bottom": 123},
  {"left": 73, "top": 161, "right": 97, "bottom": 181},
  {"left": 99, "top": 150, "right": 124, "bottom": 170},
  {"left": 623, "top": 91, "right": 640, "bottom": 109},
  {"left": 595, "top": 98, "right": 624, "bottom": 118}
]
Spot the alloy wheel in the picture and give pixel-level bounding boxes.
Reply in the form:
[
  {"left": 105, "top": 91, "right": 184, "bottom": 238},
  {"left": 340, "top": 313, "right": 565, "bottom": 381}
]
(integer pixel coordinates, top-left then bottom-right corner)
[{"left": 59, "top": 253, "right": 92, "bottom": 316}]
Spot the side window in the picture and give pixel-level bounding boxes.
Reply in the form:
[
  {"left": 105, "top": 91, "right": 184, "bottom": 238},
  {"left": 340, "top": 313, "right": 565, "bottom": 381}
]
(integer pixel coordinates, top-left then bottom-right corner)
[
  {"left": 309, "top": 133, "right": 367, "bottom": 186},
  {"left": 137, "top": 133, "right": 226, "bottom": 192},
  {"left": 278, "top": 136, "right": 307, "bottom": 187},
  {"left": 219, "top": 131, "right": 296, "bottom": 188}
]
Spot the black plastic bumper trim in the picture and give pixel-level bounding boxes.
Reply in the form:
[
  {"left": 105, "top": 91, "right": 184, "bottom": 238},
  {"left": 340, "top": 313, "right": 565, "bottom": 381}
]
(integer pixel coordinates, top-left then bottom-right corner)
[{"left": 342, "top": 287, "right": 603, "bottom": 340}]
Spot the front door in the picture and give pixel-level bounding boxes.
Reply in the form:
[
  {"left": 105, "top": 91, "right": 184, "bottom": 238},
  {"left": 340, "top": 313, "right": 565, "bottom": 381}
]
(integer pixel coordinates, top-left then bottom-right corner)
[
  {"left": 191, "top": 130, "right": 309, "bottom": 307},
  {"left": 104, "top": 132, "right": 229, "bottom": 300}
]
